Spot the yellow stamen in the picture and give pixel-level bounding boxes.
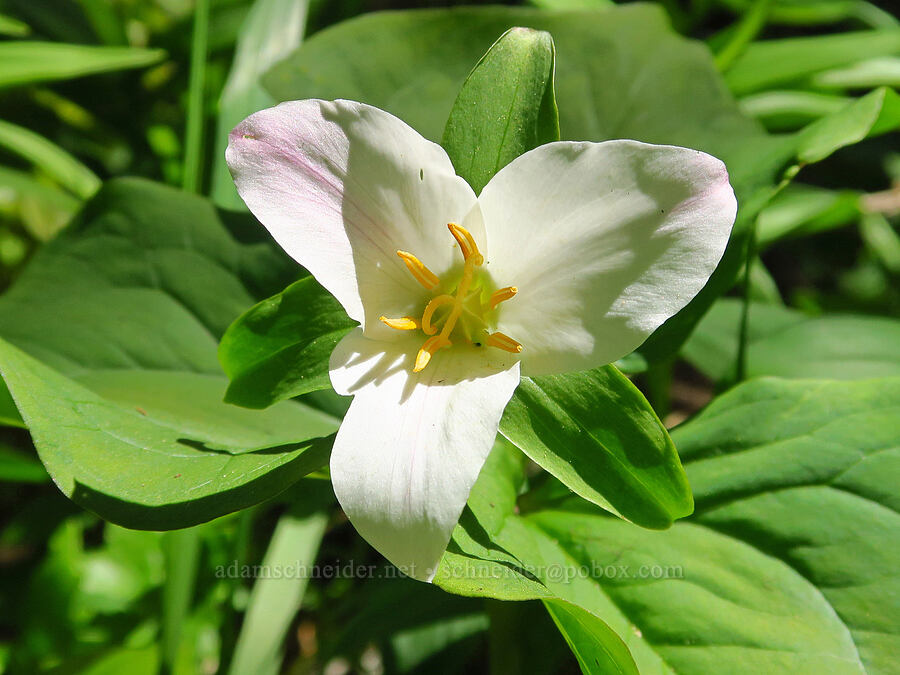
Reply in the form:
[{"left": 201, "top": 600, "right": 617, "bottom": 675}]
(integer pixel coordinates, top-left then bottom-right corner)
[
  {"left": 387, "top": 225, "right": 523, "bottom": 372},
  {"left": 414, "top": 335, "right": 451, "bottom": 373},
  {"left": 448, "top": 223, "right": 484, "bottom": 265},
  {"left": 421, "top": 295, "right": 455, "bottom": 335},
  {"left": 397, "top": 250, "right": 440, "bottom": 290},
  {"left": 489, "top": 286, "right": 518, "bottom": 310},
  {"left": 485, "top": 332, "right": 523, "bottom": 354},
  {"left": 379, "top": 316, "right": 419, "bottom": 331}
]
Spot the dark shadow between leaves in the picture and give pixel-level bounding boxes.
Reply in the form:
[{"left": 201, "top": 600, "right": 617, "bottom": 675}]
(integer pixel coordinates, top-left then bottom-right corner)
[{"left": 445, "top": 506, "right": 543, "bottom": 586}]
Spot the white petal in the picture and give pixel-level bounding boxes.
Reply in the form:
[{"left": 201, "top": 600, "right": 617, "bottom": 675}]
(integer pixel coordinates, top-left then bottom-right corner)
[
  {"left": 328, "top": 329, "right": 521, "bottom": 581},
  {"left": 478, "top": 140, "right": 737, "bottom": 375},
  {"left": 226, "top": 99, "right": 481, "bottom": 336}
]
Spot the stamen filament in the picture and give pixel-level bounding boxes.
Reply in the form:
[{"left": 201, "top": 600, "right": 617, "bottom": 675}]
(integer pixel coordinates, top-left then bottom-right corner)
[
  {"left": 414, "top": 335, "right": 451, "bottom": 373},
  {"left": 421, "top": 295, "right": 455, "bottom": 335},
  {"left": 389, "top": 223, "right": 523, "bottom": 372},
  {"left": 448, "top": 223, "right": 484, "bottom": 265},
  {"left": 397, "top": 250, "right": 440, "bottom": 290},
  {"left": 485, "top": 331, "right": 523, "bottom": 353},
  {"left": 379, "top": 316, "right": 419, "bottom": 331},
  {"left": 489, "top": 286, "right": 518, "bottom": 310}
]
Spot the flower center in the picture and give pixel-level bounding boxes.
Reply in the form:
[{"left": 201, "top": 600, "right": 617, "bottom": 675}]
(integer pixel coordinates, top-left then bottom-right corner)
[{"left": 380, "top": 223, "right": 523, "bottom": 372}]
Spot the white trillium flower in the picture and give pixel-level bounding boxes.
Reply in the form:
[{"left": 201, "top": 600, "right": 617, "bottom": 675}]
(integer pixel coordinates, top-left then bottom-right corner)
[{"left": 226, "top": 99, "right": 737, "bottom": 582}]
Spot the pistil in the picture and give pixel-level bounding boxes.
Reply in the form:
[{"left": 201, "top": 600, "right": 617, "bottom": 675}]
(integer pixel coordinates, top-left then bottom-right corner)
[{"left": 380, "top": 223, "right": 523, "bottom": 372}]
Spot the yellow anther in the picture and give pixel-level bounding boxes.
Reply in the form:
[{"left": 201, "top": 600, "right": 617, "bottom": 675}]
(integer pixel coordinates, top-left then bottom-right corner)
[
  {"left": 414, "top": 335, "right": 451, "bottom": 373},
  {"left": 380, "top": 316, "right": 419, "bottom": 331},
  {"left": 397, "top": 250, "right": 440, "bottom": 290},
  {"left": 489, "top": 286, "right": 518, "bottom": 310},
  {"left": 447, "top": 223, "right": 484, "bottom": 265},
  {"left": 485, "top": 332, "right": 523, "bottom": 354},
  {"left": 390, "top": 224, "right": 522, "bottom": 372},
  {"left": 421, "top": 295, "right": 455, "bottom": 335}
]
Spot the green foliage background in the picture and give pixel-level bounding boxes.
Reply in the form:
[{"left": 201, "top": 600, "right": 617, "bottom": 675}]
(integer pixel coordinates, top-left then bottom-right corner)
[{"left": 0, "top": 0, "right": 897, "bottom": 673}]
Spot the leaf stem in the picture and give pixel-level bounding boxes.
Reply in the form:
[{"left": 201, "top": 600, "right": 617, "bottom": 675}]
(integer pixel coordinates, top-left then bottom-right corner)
[
  {"left": 736, "top": 221, "right": 757, "bottom": 382},
  {"left": 161, "top": 528, "right": 201, "bottom": 674},
  {"left": 183, "top": 0, "right": 210, "bottom": 194}
]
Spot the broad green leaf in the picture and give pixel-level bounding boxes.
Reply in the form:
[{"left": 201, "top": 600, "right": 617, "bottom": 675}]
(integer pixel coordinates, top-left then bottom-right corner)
[
  {"left": 0, "top": 443, "right": 48, "bottom": 483},
  {"left": 261, "top": 5, "right": 793, "bottom": 362},
  {"left": 219, "top": 277, "right": 356, "bottom": 409},
  {"left": 74, "top": 370, "right": 336, "bottom": 453},
  {"left": 0, "top": 118, "right": 100, "bottom": 199},
  {"left": 441, "top": 26, "right": 558, "bottom": 194},
  {"left": 0, "top": 177, "right": 297, "bottom": 375},
  {"left": 682, "top": 299, "right": 900, "bottom": 382},
  {"left": 0, "top": 41, "right": 166, "bottom": 89},
  {"left": 0, "top": 338, "right": 334, "bottom": 530},
  {"left": 228, "top": 483, "right": 330, "bottom": 675},
  {"left": 795, "top": 86, "right": 900, "bottom": 164},
  {"left": 436, "top": 443, "right": 644, "bottom": 673},
  {"left": 441, "top": 377, "right": 900, "bottom": 673},
  {"left": 500, "top": 367, "right": 692, "bottom": 529},
  {"left": 210, "top": 0, "right": 308, "bottom": 209},
  {"left": 543, "top": 599, "right": 639, "bottom": 675},
  {"left": 725, "top": 30, "right": 900, "bottom": 95},
  {"left": 0, "top": 178, "right": 338, "bottom": 527}
]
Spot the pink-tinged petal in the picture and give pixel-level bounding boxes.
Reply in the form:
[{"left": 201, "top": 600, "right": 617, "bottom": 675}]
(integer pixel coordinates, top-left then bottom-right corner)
[
  {"left": 478, "top": 140, "right": 737, "bottom": 375},
  {"left": 328, "top": 329, "right": 521, "bottom": 581},
  {"left": 226, "top": 100, "right": 481, "bottom": 337}
]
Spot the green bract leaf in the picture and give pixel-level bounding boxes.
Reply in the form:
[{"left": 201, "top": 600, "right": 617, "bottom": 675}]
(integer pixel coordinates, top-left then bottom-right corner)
[
  {"left": 500, "top": 367, "right": 692, "bottom": 529},
  {"left": 725, "top": 29, "right": 900, "bottom": 95},
  {"left": 439, "top": 377, "right": 900, "bottom": 673},
  {"left": 219, "top": 277, "right": 356, "bottom": 409},
  {"left": 0, "top": 338, "right": 334, "bottom": 530},
  {"left": 441, "top": 26, "right": 559, "bottom": 194},
  {"left": 262, "top": 5, "right": 793, "bottom": 362},
  {"left": 683, "top": 299, "right": 900, "bottom": 382},
  {"left": 0, "top": 178, "right": 337, "bottom": 527},
  {"left": 0, "top": 41, "right": 166, "bottom": 89}
]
